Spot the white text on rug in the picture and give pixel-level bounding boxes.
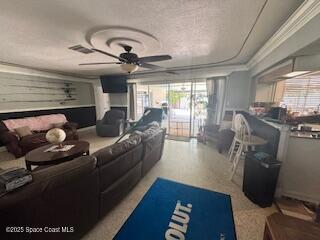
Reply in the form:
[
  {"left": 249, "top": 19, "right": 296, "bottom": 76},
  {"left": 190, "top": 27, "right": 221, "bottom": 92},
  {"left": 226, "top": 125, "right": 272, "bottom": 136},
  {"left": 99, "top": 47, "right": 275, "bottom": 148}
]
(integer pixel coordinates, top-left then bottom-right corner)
[{"left": 165, "top": 200, "right": 192, "bottom": 240}]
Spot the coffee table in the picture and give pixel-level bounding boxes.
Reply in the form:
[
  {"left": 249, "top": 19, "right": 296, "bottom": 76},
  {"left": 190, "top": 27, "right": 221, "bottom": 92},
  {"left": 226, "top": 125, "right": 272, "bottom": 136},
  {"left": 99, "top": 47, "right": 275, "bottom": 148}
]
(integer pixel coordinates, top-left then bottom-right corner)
[{"left": 25, "top": 140, "right": 90, "bottom": 171}]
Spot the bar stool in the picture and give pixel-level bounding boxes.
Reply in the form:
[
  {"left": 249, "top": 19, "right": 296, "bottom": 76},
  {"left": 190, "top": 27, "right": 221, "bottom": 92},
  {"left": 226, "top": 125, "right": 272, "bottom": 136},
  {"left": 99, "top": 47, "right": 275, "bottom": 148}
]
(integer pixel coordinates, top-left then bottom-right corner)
[
  {"left": 228, "top": 113, "right": 246, "bottom": 163},
  {"left": 229, "top": 114, "right": 267, "bottom": 180},
  {"left": 228, "top": 110, "right": 238, "bottom": 161}
]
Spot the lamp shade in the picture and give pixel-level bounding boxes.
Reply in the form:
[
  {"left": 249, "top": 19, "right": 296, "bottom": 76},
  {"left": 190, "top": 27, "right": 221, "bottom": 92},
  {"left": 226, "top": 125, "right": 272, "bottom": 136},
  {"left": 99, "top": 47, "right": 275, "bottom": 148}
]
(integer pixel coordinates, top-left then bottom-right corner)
[{"left": 121, "top": 64, "right": 139, "bottom": 73}]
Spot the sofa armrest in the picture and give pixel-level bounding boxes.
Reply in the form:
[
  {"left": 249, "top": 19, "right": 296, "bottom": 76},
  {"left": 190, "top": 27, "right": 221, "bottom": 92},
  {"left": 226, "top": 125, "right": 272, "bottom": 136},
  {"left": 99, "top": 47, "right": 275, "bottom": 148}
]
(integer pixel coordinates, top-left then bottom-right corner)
[
  {"left": 96, "top": 120, "right": 124, "bottom": 137},
  {"left": 63, "top": 121, "right": 79, "bottom": 131},
  {"left": 0, "top": 131, "right": 19, "bottom": 145},
  {"left": 116, "top": 119, "right": 125, "bottom": 128},
  {"left": 96, "top": 120, "right": 105, "bottom": 130},
  {"left": 0, "top": 131, "right": 23, "bottom": 158},
  {"left": 116, "top": 119, "right": 124, "bottom": 124}
]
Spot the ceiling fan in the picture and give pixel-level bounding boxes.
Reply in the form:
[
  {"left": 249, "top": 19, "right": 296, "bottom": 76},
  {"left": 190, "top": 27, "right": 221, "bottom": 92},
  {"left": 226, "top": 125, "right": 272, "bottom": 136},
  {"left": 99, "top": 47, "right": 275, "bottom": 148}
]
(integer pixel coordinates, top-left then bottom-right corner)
[{"left": 79, "top": 44, "right": 176, "bottom": 74}]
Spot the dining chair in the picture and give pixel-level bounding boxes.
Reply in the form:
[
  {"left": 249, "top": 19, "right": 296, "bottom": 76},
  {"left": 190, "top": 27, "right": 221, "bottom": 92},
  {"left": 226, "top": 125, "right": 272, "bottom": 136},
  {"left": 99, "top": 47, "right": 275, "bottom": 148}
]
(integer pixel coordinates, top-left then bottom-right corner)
[{"left": 229, "top": 114, "right": 267, "bottom": 180}]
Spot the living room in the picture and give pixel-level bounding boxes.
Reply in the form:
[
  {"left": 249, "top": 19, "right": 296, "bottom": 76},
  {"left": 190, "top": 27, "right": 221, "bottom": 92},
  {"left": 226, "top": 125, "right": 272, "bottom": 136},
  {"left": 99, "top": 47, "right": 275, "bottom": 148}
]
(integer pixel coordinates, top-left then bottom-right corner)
[{"left": 1, "top": 0, "right": 320, "bottom": 239}]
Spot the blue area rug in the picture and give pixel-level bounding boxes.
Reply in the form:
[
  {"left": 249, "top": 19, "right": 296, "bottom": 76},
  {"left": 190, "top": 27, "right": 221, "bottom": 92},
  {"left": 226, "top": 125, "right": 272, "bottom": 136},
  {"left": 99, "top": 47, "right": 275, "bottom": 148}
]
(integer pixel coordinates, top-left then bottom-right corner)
[{"left": 114, "top": 178, "right": 237, "bottom": 240}]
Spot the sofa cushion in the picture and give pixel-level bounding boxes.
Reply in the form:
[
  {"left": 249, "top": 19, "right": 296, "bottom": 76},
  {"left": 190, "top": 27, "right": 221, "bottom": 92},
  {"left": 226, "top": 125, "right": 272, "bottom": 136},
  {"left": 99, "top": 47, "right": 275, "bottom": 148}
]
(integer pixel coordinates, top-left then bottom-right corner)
[
  {"left": 93, "top": 135, "right": 141, "bottom": 167},
  {"left": 97, "top": 143, "right": 143, "bottom": 194},
  {"left": 20, "top": 133, "right": 48, "bottom": 153},
  {"left": 103, "top": 110, "right": 125, "bottom": 125},
  {"left": 14, "top": 126, "right": 32, "bottom": 138},
  {"left": 3, "top": 114, "right": 67, "bottom": 132},
  {"left": 99, "top": 161, "right": 142, "bottom": 217},
  {"left": 0, "top": 155, "right": 97, "bottom": 208}
]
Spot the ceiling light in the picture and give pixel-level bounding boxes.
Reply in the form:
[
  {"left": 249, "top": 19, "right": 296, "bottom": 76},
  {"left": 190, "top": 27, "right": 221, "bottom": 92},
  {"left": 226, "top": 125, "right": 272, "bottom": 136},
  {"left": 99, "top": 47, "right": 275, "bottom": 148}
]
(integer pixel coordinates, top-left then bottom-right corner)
[
  {"left": 121, "top": 64, "right": 139, "bottom": 73},
  {"left": 282, "top": 71, "right": 310, "bottom": 78}
]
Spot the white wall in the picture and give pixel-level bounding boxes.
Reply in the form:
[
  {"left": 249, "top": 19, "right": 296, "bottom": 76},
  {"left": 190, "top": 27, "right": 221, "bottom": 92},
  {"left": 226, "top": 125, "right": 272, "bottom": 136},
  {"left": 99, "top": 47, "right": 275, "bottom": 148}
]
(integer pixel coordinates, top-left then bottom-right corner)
[
  {"left": 224, "top": 71, "right": 251, "bottom": 110},
  {"left": 93, "top": 81, "right": 110, "bottom": 120},
  {"left": 109, "top": 93, "right": 127, "bottom": 107},
  {"left": 0, "top": 72, "right": 95, "bottom": 112},
  {"left": 280, "top": 136, "right": 320, "bottom": 203}
]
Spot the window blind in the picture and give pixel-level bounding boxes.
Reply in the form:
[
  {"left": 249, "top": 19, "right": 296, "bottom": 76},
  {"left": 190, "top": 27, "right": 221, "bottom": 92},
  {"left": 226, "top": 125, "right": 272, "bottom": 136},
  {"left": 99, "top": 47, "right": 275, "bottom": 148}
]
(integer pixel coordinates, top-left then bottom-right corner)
[{"left": 281, "top": 77, "right": 320, "bottom": 113}]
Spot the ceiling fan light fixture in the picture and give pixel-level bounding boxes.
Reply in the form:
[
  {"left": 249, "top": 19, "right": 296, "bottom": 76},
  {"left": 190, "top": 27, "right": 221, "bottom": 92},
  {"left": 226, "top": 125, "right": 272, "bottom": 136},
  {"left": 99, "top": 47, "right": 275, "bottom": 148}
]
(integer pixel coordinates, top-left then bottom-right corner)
[{"left": 121, "top": 63, "right": 139, "bottom": 73}]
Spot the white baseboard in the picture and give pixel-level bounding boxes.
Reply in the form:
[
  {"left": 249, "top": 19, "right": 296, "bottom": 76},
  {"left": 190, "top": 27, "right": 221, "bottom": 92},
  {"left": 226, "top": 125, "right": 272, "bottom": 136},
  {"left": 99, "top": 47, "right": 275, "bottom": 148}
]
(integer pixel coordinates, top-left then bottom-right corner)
[{"left": 277, "top": 187, "right": 320, "bottom": 204}]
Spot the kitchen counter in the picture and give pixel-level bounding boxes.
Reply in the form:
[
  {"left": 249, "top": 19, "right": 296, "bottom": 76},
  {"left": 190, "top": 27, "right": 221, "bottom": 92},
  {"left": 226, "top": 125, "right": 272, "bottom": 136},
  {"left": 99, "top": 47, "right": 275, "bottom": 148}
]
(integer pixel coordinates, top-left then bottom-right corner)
[
  {"left": 260, "top": 119, "right": 290, "bottom": 131},
  {"left": 261, "top": 118, "right": 320, "bottom": 139},
  {"left": 290, "top": 131, "right": 320, "bottom": 139},
  {"left": 252, "top": 116, "right": 320, "bottom": 203},
  {"left": 279, "top": 136, "right": 320, "bottom": 203}
]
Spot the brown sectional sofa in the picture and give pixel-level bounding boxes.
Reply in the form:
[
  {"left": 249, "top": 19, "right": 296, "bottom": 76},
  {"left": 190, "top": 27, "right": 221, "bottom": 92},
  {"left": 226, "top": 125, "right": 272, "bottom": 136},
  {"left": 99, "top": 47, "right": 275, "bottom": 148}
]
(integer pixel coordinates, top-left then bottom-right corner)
[
  {"left": 0, "top": 156, "right": 99, "bottom": 240},
  {"left": 0, "top": 114, "right": 79, "bottom": 158},
  {"left": 134, "top": 126, "right": 166, "bottom": 176},
  {"left": 92, "top": 134, "right": 144, "bottom": 217},
  {"left": 0, "top": 125, "right": 166, "bottom": 240}
]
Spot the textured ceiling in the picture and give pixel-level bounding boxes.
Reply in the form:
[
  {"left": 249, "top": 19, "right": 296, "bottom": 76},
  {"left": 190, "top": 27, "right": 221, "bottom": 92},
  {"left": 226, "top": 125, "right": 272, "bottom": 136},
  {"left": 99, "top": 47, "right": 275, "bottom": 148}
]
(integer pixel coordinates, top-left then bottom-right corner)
[{"left": 0, "top": 0, "right": 304, "bottom": 76}]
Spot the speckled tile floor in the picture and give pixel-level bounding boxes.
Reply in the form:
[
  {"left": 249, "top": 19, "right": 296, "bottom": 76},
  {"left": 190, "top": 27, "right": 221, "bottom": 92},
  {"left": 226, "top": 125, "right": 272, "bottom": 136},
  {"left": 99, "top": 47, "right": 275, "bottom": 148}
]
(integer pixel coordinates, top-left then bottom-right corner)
[{"left": 0, "top": 128, "right": 277, "bottom": 239}]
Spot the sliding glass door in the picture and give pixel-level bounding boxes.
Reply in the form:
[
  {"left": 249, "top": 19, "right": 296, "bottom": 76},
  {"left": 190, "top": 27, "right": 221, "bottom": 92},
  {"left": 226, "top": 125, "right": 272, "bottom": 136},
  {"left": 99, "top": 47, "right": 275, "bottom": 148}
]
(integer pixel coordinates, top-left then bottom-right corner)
[
  {"left": 136, "top": 84, "right": 149, "bottom": 119},
  {"left": 191, "top": 82, "right": 208, "bottom": 136},
  {"left": 167, "top": 82, "right": 192, "bottom": 138},
  {"left": 149, "top": 84, "right": 169, "bottom": 130},
  {"left": 136, "top": 81, "right": 207, "bottom": 138}
]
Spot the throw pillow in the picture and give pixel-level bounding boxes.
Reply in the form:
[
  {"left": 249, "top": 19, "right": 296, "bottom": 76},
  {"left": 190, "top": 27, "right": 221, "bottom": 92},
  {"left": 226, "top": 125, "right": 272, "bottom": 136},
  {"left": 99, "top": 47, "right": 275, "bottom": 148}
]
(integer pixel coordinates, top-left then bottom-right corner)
[
  {"left": 51, "top": 122, "right": 65, "bottom": 129},
  {"left": 14, "top": 126, "right": 32, "bottom": 138}
]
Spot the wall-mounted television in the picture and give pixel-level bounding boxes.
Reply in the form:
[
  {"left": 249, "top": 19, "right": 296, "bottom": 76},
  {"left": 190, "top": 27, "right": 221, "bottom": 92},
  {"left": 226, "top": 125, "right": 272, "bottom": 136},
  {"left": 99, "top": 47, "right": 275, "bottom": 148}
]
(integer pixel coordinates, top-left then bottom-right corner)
[{"left": 100, "top": 75, "right": 127, "bottom": 93}]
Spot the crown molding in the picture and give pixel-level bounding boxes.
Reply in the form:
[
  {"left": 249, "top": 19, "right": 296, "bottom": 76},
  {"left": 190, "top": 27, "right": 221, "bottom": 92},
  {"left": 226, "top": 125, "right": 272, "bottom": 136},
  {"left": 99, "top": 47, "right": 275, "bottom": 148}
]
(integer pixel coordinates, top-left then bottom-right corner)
[
  {"left": 247, "top": 0, "right": 320, "bottom": 69},
  {"left": 0, "top": 62, "right": 97, "bottom": 83},
  {"left": 130, "top": 63, "right": 248, "bottom": 79},
  {"left": 127, "top": 64, "right": 248, "bottom": 84},
  {"left": 0, "top": 61, "right": 248, "bottom": 82}
]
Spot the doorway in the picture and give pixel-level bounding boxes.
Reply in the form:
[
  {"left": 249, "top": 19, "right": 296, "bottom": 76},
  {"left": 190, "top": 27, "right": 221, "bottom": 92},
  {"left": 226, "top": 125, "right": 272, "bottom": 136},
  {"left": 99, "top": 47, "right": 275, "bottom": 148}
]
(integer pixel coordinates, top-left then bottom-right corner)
[
  {"left": 136, "top": 81, "right": 208, "bottom": 139},
  {"left": 167, "top": 82, "right": 192, "bottom": 139}
]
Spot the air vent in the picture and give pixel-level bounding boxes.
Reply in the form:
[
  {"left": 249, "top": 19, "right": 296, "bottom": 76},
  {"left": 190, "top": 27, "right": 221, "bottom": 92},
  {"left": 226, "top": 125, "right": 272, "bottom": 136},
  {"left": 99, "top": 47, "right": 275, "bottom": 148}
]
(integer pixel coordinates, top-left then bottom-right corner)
[{"left": 69, "top": 45, "right": 94, "bottom": 54}]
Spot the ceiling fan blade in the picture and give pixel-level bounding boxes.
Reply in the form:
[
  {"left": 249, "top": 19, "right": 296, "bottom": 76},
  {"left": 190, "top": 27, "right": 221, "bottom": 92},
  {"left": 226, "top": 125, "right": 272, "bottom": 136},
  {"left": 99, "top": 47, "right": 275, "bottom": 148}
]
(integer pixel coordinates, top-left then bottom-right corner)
[
  {"left": 139, "top": 62, "right": 164, "bottom": 70},
  {"left": 139, "top": 62, "right": 178, "bottom": 75},
  {"left": 92, "top": 48, "right": 127, "bottom": 62},
  {"left": 165, "top": 70, "right": 179, "bottom": 75},
  {"left": 139, "top": 55, "right": 172, "bottom": 63},
  {"left": 79, "top": 62, "right": 121, "bottom": 66}
]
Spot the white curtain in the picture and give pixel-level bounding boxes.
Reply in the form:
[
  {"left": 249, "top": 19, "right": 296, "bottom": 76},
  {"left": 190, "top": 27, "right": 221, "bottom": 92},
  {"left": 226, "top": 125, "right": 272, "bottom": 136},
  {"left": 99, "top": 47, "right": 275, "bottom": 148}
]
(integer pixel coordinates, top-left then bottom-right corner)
[
  {"left": 206, "top": 77, "right": 226, "bottom": 125},
  {"left": 93, "top": 82, "right": 110, "bottom": 120},
  {"left": 127, "top": 83, "right": 137, "bottom": 120}
]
